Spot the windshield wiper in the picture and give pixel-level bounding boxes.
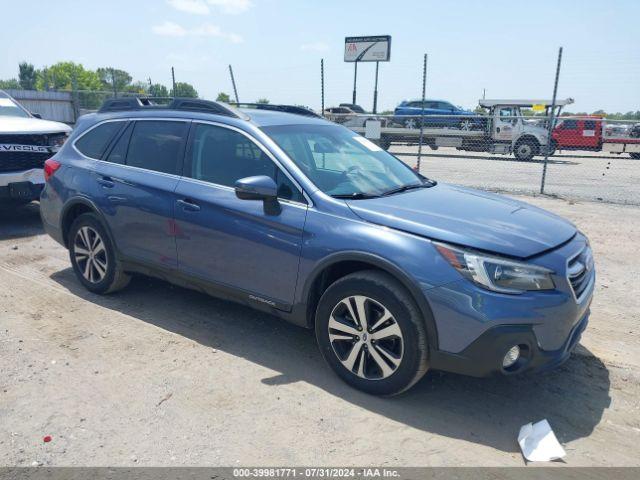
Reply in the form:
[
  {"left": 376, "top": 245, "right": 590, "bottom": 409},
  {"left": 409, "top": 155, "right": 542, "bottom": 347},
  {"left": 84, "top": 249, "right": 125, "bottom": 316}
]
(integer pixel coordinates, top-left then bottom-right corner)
[
  {"left": 381, "top": 182, "right": 431, "bottom": 196},
  {"left": 331, "top": 192, "right": 381, "bottom": 200}
]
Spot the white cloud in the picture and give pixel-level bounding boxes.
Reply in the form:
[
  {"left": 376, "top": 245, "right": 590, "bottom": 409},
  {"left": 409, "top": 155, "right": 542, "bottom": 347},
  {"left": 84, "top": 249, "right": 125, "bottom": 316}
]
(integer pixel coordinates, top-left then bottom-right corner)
[
  {"left": 300, "top": 42, "right": 329, "bottom": 52},
  {"left": 152, "top": 21, "right": 188, "bottom": 36},
  {"left": 206, "top": 0, "right": 252, "bottom": 15},
  {"left": 167, "top": 0, "right": 210, "bottom": 15},
  {"left": 152, "top": 21, "right": 243, "bottom": 43}
]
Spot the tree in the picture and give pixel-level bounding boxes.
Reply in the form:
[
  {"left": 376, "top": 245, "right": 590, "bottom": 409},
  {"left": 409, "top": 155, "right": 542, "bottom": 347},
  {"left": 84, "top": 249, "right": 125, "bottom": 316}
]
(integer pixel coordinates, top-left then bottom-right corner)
[
  {"left": 97, "top": 67, "right": 133, "bottom": 94},
  {"left": 216, "top": 92, "right": 231, "bottom": 102},
  {"left": 171, "top": 82, "right": 198, "bottom": 98},
  {"left": 0, "top": 78, "right": 20, "bottom": 89},
  {"left": 256, "top": 98, "right": 270, "bottom": 104},
  {"left": 36, "top": 62, "right": 102, "bottom": 91},
  {"left": 18, "top": 62, "right": 37, "bottom": 90},
  {"left": 125, "top": 81, "right": 148, "bottom": 94},
  {"left": 149, "top": 83, "right": 169, "bottom": 98}
]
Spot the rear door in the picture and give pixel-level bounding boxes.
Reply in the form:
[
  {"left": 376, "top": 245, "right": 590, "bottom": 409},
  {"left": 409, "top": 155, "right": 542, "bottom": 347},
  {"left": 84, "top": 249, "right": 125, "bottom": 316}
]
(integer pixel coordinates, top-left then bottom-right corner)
[
  {"left": 173, "top": 121, "right": 307, "bottom": 309},
  {"left": 91, "top": 119, "right": 189, "bottom": 268}
]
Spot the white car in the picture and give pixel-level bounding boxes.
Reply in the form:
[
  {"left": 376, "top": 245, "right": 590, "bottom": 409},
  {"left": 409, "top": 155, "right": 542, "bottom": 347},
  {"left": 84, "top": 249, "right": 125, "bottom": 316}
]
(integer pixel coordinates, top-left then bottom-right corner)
[{"left": 1, "top": 90, "right": 71, "bottom": 204}]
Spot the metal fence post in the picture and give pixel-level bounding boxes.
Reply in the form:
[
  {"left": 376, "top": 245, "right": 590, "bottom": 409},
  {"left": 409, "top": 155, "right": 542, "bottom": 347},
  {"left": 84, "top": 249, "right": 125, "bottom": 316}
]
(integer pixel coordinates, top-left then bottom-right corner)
[
  {"left": 320, "top": 58, "right": 325, "bottom": 117},
  {"left": 372, "top": 61, "right": 379, "bottom": 114},
  {"left": 416, "top": 53, "right": 428, "bottom": 172},
  {"left": 540, "top": 47, "right": 563, "bottom": 194},
  {"left": 229, "top": 65, "right": 239, "bottom": 104},
  {"left": 71, "top": 72, "right": 80, "bottom": 123}
]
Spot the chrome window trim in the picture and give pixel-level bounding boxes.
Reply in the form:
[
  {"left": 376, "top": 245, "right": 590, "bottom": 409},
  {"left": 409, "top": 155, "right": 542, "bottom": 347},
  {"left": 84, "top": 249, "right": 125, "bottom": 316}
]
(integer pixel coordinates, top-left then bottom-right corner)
[
  {"left": 189, "top": 120, "right": 312, "bottom": 207},
  {"left": 72, "top": 117, "right": 312, "bottom": 207},
  {"left": 176, "top": 176, "right": 308, "bottom": 210},
  {"left": 72, "top": 117, "right": 192, "bottom": 162}
]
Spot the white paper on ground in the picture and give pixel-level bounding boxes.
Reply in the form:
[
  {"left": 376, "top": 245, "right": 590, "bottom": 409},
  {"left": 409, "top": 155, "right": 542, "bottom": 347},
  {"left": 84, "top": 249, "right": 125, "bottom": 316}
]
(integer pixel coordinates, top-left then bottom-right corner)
[{"left": 518, "top": 419, "right": 566, "bottom": 462}]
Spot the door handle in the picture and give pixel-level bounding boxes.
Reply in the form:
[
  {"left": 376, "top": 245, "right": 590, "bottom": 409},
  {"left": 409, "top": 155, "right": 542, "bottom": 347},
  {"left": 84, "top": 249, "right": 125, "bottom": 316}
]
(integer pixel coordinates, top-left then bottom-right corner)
[
  {"left": 97, "top": 176, "right": 115, "bottom": 188},
  {"left": 177, "top": 198, "right": 201, "bottom": 212}
]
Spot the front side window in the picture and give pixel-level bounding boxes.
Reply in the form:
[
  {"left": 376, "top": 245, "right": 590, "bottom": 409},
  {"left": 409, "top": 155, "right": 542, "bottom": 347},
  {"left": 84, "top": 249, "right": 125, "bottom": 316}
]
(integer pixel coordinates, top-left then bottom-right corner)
[
  {"left": 188, "top": 123, "right": 305, "bottom": 203},
  {"left": 75, "top": 121, "right": 125, "bottom": 159},
  {"left": 126, "top": 121, "right": 187, "bottom": 175},
  {"left": 263, "top": 124, "right": 426, "bottom": 198}
]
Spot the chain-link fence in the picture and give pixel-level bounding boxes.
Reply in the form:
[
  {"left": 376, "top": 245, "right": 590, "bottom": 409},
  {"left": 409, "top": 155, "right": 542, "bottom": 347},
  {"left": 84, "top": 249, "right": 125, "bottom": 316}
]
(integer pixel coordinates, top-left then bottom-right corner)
[
  {"left": 319, "top": 49, "right": 640, "bottom": 206},
  {"left": 12, "top": 47, "right": 637, "bottom": 206}
]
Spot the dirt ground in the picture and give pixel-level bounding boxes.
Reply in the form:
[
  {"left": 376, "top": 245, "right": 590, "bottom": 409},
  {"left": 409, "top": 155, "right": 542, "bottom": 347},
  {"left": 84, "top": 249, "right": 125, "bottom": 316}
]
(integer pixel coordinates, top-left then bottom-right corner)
[{"left": 0, "top": 195, "right": 639, "bottom": 467}]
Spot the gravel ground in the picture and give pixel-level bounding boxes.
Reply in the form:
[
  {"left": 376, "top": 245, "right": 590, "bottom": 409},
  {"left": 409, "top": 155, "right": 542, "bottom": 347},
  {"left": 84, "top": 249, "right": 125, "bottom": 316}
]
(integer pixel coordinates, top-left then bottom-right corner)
[
  {"left": 0, "top": 196, "right": 639, "bottom": 467},
  {"left": 392, "top": 146, "right": 640, "bottom": 205}
]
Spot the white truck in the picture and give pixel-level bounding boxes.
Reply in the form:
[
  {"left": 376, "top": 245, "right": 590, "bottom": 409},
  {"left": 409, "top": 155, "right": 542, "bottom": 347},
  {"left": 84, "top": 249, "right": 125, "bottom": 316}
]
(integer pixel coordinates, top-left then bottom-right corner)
[
  {"left": 0, "top": 90, "right": 71, "bottom": 204},
  {"left": 351, "top": 98, "right": 574, "bottom": 161}
]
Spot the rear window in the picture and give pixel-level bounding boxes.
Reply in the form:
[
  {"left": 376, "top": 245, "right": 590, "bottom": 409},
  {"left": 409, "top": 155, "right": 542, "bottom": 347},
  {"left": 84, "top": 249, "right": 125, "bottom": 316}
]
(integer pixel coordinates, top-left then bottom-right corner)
[{"left": 75, "top": 121, "right": 125, "bottom": 159}]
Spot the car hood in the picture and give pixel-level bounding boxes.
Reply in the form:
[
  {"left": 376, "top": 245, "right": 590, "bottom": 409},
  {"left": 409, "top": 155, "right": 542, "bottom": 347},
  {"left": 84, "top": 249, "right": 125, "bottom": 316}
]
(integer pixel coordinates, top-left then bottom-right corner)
[
  {"left": 0, "top": 116, "right": 72, "bottom": 134},
  {"left": 346, "top": 183, "right": 576, "bottom": 258}
]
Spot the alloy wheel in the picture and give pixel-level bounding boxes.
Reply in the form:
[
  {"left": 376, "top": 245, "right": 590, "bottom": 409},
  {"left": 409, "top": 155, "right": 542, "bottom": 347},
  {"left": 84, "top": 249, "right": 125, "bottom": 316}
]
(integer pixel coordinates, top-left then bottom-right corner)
[
  {"left": 404, "top": 119, "right": 417, "bottom": 129},
  {"left": 73, "top": 226, "right": 108, "bottom": 283},
  {"left": 328, "top": 295, "right": 404, "bottom": 380}
]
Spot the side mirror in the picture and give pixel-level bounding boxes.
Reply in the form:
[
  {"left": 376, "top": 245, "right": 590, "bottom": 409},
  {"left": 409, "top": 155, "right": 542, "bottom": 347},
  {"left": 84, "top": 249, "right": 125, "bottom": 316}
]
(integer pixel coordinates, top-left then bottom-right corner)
[
  {"left": 31, "top": 112, "right": 42, "bottom": 119},
  {"left": 235, "top": 175, "right": 278, "bottom": 201}
]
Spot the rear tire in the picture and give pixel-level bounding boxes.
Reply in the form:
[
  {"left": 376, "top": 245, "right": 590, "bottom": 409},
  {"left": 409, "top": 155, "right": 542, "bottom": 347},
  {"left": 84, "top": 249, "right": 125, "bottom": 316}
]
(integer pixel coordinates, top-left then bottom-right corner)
[
  {"left": 630, "top": 152, "right": 640, "bottom": 160},
  {"left": 315, "top": 270, "right": 429, "bottom": 396},
  {"left": 514, "top": 138, "right": 540, "bottom": 161},
  {"left": 68, "top": 213, "right": 130, "bottom": 294}
]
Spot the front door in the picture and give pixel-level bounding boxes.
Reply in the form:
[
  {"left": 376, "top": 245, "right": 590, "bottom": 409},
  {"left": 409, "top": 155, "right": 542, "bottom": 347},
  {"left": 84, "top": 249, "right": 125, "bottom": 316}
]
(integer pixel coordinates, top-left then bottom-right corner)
[
  {"left": 173, "top": 122, "right": 308, "bottom": 309},
  {"left": 493, "top": 106, "right": 518, "bottom": 141}
]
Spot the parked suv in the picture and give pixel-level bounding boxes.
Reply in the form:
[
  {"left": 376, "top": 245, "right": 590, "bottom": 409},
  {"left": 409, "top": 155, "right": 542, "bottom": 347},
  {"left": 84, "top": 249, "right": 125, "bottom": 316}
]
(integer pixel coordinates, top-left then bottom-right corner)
[
  {"left": 394, "top": 99, "right": 480, "bottom": 130},
  {"left": 40, "top": 98, "right": 595, "bottom": 395},
  {"left": 0, "top": 90, "right": 71, "bottom": 203}
]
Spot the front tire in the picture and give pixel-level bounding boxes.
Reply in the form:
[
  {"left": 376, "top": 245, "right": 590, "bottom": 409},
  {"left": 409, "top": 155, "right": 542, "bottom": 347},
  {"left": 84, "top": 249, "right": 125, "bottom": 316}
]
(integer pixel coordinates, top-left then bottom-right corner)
[
  {"left": 315, "top": 271, "right": 429, "bottom": 396},
  {"left": 68, "top": 213, "right": 130, "bottom": 294},
  {"left": 514, "top": 138, "right": 540, "bottom": 161}
]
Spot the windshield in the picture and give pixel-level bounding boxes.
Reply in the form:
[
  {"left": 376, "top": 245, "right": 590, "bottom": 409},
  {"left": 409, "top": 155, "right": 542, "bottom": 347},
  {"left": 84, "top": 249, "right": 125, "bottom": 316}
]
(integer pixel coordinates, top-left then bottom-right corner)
[
  {"left": 262, "top": 124, "right": 427, "bottom": 198},
  {"left": 0, "top": 96, "right": 30, "bottom": 118}
]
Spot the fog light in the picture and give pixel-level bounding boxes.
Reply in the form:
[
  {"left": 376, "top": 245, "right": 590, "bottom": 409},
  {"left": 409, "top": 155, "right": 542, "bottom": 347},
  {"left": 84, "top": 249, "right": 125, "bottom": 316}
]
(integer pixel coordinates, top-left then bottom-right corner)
[{"left": 502, "top": 345, "right": 520, "bottom": 368}]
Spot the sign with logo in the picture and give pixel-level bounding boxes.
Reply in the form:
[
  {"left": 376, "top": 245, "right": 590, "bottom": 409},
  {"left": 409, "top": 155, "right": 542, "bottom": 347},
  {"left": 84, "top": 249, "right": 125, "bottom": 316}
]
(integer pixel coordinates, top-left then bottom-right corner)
[
  {"left": 0, "top": 144, "right": 49, "bottom": 153},
  {"left": 344, "top": 36, "right": 391, "bottom": 62}
]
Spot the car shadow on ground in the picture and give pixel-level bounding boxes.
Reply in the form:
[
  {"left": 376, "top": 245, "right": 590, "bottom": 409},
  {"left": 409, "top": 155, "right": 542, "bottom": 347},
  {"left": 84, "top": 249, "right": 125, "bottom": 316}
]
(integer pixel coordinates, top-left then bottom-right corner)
[
  {"left": 50, "top": 269, "right": 611, "bottom": 455},
  {"left": 0, "top": 202, "right": 43, "bottom": 240}
]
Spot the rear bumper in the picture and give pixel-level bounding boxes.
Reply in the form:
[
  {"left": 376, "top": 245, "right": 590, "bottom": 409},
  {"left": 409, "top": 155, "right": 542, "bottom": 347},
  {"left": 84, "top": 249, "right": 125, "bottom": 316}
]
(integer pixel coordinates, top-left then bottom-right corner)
[{"left": 430, "top": 309, "right": 589, "bottom": 377}]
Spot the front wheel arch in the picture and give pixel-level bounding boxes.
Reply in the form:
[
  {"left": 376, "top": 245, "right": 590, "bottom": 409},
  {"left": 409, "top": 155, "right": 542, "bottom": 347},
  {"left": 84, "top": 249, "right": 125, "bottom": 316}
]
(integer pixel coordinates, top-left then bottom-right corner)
[{"left": 302, "top": 252, "right": 439, "bottom": 351}]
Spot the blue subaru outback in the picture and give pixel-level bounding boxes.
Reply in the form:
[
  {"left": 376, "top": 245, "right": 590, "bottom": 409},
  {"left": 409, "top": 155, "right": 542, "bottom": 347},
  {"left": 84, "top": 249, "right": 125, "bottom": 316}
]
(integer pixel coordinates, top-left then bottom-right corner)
[{"left": 40, "top": 98, "right": 595, "bottom": 395}]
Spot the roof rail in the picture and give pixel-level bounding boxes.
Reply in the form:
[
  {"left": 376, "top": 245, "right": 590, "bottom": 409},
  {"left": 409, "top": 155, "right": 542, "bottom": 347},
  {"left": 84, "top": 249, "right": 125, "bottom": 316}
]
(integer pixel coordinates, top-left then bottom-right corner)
[
  {"left": 231, "top": 103, "right": 321, "bottom": 118},
  {"left": 98, "top": 97, "right": 246, "bottom": 119}
]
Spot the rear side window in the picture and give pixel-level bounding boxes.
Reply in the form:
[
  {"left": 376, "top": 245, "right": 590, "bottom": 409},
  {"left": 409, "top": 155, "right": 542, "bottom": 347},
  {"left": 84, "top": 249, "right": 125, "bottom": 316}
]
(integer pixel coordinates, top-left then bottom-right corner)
[
  {"left": 126, "top": 121, "right": 188, "bottom": 175},
  {"left": 75, "top": 121, "right": 124, "bottom": 159}
]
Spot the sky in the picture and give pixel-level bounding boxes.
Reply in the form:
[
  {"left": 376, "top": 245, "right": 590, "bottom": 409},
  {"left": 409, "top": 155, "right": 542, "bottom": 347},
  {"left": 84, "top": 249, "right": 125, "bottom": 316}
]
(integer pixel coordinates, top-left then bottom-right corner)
[{"left": 1, "top": 0, "right": 638, "bottom": 113}]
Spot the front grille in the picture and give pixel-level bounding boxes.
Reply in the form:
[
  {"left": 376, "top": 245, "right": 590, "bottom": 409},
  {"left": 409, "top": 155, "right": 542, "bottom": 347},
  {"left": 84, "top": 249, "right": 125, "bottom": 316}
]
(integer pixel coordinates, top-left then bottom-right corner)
[
  {"left": 0, "top": 133, "right": 51, "bottom": 173},
  {"left": 0, "top": 151, "right": 50, "bottom": 173},
  {"left": 567, "top": 246, "right": 594, "bottom": 301}
]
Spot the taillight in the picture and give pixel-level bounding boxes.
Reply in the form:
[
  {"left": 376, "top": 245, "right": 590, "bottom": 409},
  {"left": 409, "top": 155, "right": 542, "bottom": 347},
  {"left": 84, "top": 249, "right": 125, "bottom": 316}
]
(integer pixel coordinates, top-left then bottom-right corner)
[{"left": 44, "top": 159, "right": 61, "bottom": 182}]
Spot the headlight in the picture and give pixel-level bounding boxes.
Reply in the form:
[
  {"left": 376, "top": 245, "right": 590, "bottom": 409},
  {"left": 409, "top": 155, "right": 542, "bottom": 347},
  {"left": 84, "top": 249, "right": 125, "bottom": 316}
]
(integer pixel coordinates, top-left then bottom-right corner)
[
  {"left": 435, "top": 242, "right": 554, "bottom": 294},
  {"left": 50, "top": 133, "right": 69, "bottom": 152}
]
